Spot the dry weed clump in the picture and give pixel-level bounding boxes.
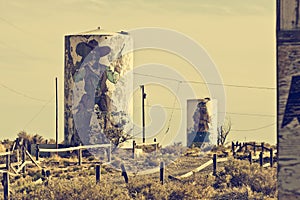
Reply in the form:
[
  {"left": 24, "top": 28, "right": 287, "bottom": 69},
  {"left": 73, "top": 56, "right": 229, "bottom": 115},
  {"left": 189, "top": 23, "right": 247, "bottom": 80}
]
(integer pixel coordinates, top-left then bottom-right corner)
[{"left": 14, "top": 177, "right": 131, "bottom": 200}]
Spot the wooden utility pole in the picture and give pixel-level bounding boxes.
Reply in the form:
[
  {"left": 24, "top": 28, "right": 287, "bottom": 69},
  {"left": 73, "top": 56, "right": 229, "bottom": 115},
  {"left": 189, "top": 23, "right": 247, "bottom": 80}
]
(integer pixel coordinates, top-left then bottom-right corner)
[
  {"left": 141, "top": 85, "right": 146, "bottom": 143},
  {"left": 55, "top": 77, "right": 58, "bottom": 152}
]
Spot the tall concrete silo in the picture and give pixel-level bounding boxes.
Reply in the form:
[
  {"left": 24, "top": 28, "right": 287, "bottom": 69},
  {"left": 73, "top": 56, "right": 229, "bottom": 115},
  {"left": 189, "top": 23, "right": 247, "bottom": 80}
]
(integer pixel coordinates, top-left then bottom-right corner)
[
  {"left": 187, "top": 98, "right": 218, "bottom": 147},
  {"left": 64, "top": 28, "right": 133, "bottom": 146}
]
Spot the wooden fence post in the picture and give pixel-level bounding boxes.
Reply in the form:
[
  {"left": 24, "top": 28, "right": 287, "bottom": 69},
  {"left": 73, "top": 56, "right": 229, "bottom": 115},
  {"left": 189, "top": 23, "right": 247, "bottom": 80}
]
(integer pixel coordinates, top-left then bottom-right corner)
[
  {"left": 16, "top": 149, "right": 20, "bottom": 169},
  {"left": 42, "top": 169, "right": 46, "bottom": 177},
  {"left": 46, "top": 170, "right": 50, "bottom": 177},
  {"left": 5, "top": 149, "right": 10, "bottom": 171},
  {"left": 259, "top": 152, "right": 263, "bottom": 167},
  {"left": 78, "top": 144, "right": 82, "bottom": 166},
  {"left": 121, "top": 164, "right": 128, "bottom": 183},
  {"left": 270, "top": 148, "right": 273, "bottom": 167},
  {"left": 249, "top": 152, "right": 252, "bottom": 164},
  {"left": 42, "top": 169, "right": 50, "bottom": 177},
  {"left": 36, "top": 144, "right": 39, "bottom": 161},
  {"left": 261, "top": 142, "right": 265, "bottom": 153},
  {"left": 16, "top": 138, "right": 19, "bottom": 147},
  {"left": 213, "top": 154, "right": 217, "bottom": 176},
  {"left": 96, "top": 165, "right": 101, "bottom": 184},
  {"left": 107, "top": 142, "right": 111, "bottom": 163},
  {"left": 232, "top": 142, "right": 235, "bottom": 156},
  {"left": 42, "top": 169, "right": 50, "bottom": 186},
  {"left": 132, "top": 140, "right": 135, "bottom": 159},
  {"left": 3, "top": 172, "right": 9, "bottom": 200},
  {"left": 160, "top": 161, "right": 165, "bottom": 185},
  {"left": 253, "top": 143, "right": 256, "bottom": 156},
  {"left": 22, "top": 146, "right": 26, "bottom": 173}
]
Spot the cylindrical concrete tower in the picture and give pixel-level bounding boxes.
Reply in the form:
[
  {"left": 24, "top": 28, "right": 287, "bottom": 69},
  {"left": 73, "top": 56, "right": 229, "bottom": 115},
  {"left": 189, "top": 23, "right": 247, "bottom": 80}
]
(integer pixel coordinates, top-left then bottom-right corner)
[{"left": 64, "top": 28, "right": 133, "bottom": 146}]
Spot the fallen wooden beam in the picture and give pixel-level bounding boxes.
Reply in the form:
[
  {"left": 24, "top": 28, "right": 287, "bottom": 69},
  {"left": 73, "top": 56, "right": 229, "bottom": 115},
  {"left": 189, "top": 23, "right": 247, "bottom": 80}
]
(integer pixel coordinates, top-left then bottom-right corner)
[
  {"left": 39, "top": 143, "right": 111, "bottom": 152},
  {"left": 16, "top": 161, "right": 31, "bottom": 173},
  {"left": 10, "top": 165, "right": 18, "bottom": 174},
  {"left": 25, "top": 150, "right": 42, "bottom": 169},
  {"left": 179, "top": 157, "right": 228, "bottom": 179},
  {"left": 0, "top": 170, "right": 18, "bottom": 177},
  {"left": 0, "top": 151, "right": 11, "bottom": 156}
]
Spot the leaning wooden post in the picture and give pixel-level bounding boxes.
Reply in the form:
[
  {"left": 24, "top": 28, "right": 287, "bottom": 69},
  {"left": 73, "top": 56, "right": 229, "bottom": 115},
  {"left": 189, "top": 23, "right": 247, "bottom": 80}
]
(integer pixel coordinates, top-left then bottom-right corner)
[
  {"left": 213, "top": 154, "right": 217, "bottom": 176},
  {"left": 259, "top": 152, "right": 263, "bottom": 167},
  {"left": 253, "top": 143, "right": 256, "bottom": 156},
  {"left": 78, "top": 144, "right": 82, "bottom": 166},
  {"left": 36, "top": 144, "right": 40, "bottom": 161},
  {"left": 160, "top": 161, "right": 165, "bottom": 185},
  {"left": 248, "top": 152, "right": 252, "bottom": 164},
  {"left": 3, "top": 172, "right": 9, "bottom": 200},
  {"left": 121, "top": 164, "right": 128, "bottom": 184},
  {"left": 22, "top": 146, "right": 26, "bottom": 173},
  {"left": 232, "top": 142, "right": 235, "bottom": 156},
  {"left": 95, "top": 165, "right": 101, "bottom": 184},
  {"left": 132, "top": 140, "right": 135, "bottom": 159},
  {"left": 5, "top": 149, "right": 10, "bottom": 171},
  {"left": 270, "top": 148, "right": 274, "bottom": 167}
]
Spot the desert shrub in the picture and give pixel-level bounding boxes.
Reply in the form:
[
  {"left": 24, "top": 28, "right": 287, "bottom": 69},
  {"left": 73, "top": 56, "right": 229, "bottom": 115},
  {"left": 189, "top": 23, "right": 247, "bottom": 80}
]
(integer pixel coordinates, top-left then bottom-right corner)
[
  {"left": 145, "top": 158, "right": 159, "bottom": 167},
  {"left": 14, "top": 177, "right": 131, "bottom": 200},
  {"left": 160, "top": 143, "right": 184, "bottom": 155},
  {"left": 111, "top": 157, "right": 122, "bottom": 168},
  {"left": 213, "top": 186, "right": 249, "bottom": 200},
  {"left": 31, "top": 172, "right": 43, "bottom": 182},
  {"left": 128, "top": 180, "right": 176, "bottom": 199},
  {"left": 127, "top": 173, "right": 216, "bottom": 200},
  {"left": 248, "top": 164, "right": 277, "bottom": 196},
  {"left": 213, "top": 158, "right": 277, "bottom": 198},
  {"left": 87, "top": 156, "right": 95, "bottom": 161}
]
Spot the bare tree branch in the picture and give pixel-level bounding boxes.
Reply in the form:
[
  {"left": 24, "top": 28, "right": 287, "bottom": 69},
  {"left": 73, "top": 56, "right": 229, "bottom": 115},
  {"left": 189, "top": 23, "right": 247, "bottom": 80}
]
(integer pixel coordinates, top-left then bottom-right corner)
[{"left": 218, "top": 117, "right": 231, "bottom": 146}]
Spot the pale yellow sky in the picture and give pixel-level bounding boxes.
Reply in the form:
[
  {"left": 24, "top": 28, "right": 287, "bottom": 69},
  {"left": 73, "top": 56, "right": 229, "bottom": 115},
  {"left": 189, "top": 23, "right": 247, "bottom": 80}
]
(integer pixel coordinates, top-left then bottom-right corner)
[{"left": 0, "top": 0, "right": 276, "bottom": 144}]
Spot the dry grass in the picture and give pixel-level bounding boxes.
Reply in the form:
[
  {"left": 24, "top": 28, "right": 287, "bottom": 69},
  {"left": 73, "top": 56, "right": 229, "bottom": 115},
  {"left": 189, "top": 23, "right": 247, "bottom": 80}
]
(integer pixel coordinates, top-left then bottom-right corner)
[{"left": 3, "top": 147, "right": 277, "bottom": 200}]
